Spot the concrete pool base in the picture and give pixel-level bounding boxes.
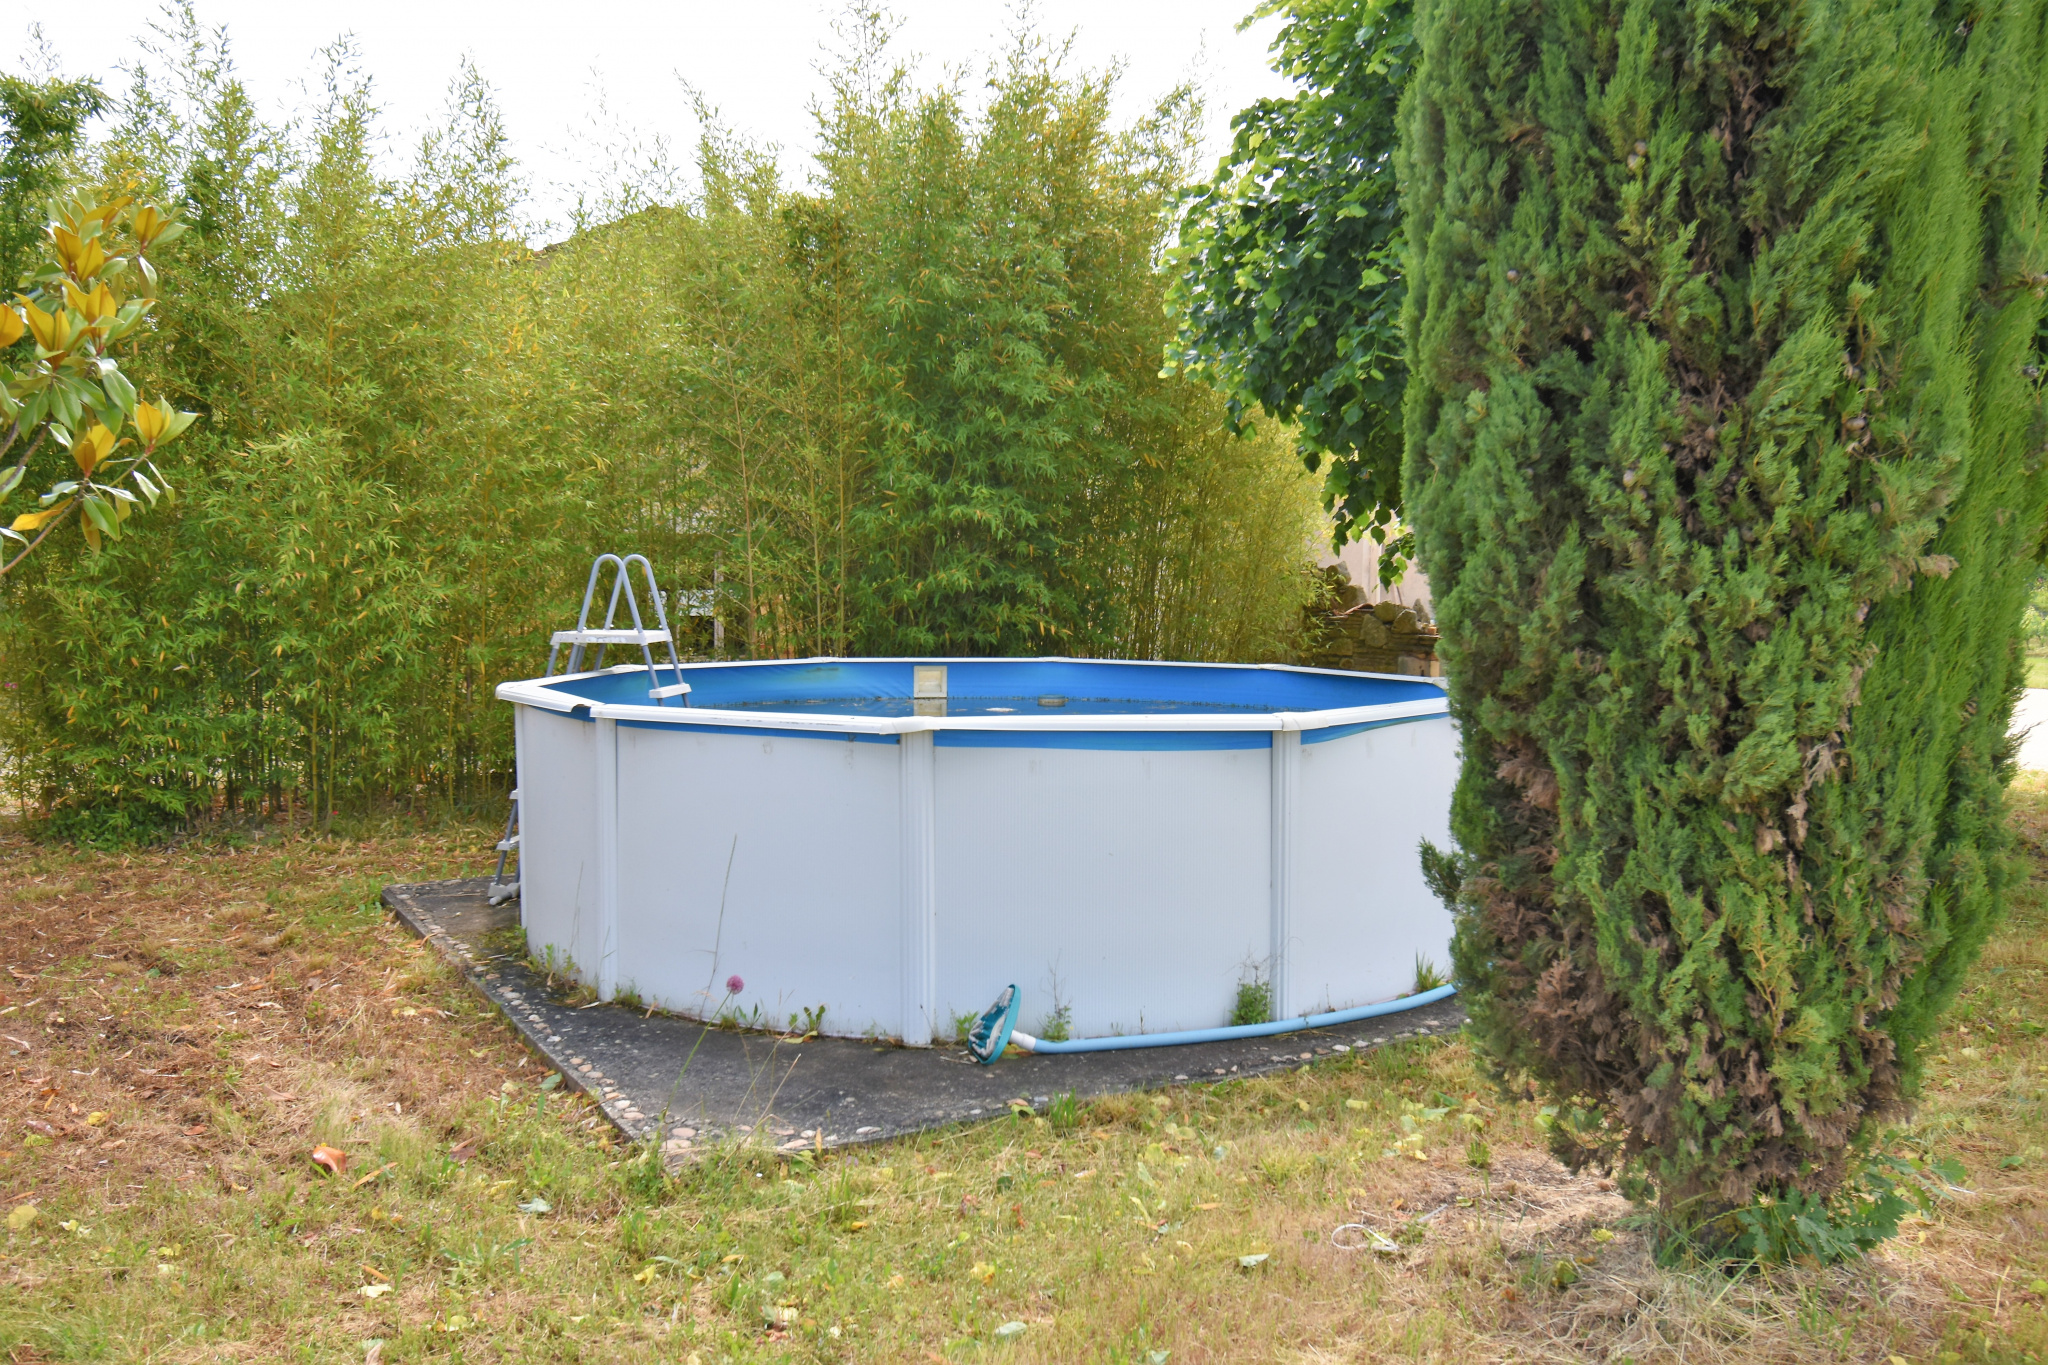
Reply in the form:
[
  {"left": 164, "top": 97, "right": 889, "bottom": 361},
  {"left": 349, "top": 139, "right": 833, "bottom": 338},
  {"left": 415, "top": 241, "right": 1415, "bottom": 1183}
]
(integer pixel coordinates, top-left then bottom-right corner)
[{"left": 383, "top": 878, "right": 1468, "bottom": 1162}]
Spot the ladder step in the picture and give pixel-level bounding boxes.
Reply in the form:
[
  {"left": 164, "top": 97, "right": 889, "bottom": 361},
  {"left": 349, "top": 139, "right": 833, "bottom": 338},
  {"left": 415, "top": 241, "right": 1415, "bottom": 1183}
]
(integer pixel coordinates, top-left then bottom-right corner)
[
  {"left": 648, "top": 682, "right": 693, "bottom": 699},
  {"left": 550, "top": 628, "right": 672, "bottom": 647},
  {"left": 496, "top": 835, "right": 520, "bottom": 852}
]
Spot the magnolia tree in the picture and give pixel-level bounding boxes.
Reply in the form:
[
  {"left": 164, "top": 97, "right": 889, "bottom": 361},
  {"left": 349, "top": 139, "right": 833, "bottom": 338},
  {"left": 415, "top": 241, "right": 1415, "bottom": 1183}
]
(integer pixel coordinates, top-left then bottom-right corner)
[{"left": 1, "top": 191, "right": 195, "bottom": 574}]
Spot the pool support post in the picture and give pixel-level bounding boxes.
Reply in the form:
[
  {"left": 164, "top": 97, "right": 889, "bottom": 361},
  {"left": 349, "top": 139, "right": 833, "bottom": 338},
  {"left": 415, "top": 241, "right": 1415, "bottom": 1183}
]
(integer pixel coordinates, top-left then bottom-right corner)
[
  {"left": 1270, "top": 727, "right": 1300, "bottom": 1020},
  {"left": 900, "top": 728, "right": 938, "bottom": 1047},
  {"left": 596, "top": 715, "right": 620, "bottom": 1003}
]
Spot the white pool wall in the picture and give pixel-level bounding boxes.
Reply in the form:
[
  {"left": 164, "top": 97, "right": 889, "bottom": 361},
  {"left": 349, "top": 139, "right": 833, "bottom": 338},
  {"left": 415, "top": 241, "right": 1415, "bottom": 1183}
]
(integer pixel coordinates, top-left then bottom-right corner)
[{"left": 500, "top": 658, "right": 1456, "bottom": 1046}]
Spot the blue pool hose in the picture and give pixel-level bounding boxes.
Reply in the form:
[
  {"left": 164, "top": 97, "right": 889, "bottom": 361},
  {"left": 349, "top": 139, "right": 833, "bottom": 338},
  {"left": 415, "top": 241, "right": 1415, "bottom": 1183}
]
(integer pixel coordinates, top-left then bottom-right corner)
[{"left": 972, "top": 982, "right": 1459, "bottom": 1062}]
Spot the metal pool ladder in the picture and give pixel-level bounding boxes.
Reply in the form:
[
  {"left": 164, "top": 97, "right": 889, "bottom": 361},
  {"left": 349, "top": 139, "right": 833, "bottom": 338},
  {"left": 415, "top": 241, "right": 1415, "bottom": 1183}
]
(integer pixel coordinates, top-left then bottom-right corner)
[
  {"left": 488, "top": 553, "right": 694, "bottom": 906},
  {"left": 547, "top": 552, "right": 692, "bottom": 700}
]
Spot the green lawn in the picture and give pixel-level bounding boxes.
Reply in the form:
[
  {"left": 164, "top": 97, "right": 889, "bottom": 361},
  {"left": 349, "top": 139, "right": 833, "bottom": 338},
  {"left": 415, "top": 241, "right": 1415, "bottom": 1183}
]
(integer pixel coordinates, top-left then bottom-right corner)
[{"left": 1, "top": 807, "right": 2045, "bottom": 1363}]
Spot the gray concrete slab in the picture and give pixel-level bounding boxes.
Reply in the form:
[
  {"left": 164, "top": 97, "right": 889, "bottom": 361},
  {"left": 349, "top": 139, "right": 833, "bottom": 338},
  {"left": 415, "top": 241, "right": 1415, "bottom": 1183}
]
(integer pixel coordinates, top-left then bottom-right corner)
[{"left": 382, "top": 879, "right": 1466, "bottom": 1160}]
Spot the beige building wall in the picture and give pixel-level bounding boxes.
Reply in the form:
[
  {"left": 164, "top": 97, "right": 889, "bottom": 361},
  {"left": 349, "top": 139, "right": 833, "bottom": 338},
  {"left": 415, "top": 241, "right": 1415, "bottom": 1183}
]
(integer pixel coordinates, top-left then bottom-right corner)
[{"left": 1320, "top": 527, "right": 1434, "bottom": 619}]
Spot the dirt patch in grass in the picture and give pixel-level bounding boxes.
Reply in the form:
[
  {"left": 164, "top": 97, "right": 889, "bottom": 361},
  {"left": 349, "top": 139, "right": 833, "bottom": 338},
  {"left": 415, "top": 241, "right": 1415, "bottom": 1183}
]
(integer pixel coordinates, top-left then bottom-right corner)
[{"left": 0, "top": 801, "right": 2044, "bottom": 1363}]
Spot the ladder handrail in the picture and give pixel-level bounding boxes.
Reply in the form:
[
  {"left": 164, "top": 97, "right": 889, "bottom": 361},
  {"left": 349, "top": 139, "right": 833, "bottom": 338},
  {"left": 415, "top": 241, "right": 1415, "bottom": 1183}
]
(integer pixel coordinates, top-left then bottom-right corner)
[{"left": 545, "top": 553, "right": 691, "bottom": 707}]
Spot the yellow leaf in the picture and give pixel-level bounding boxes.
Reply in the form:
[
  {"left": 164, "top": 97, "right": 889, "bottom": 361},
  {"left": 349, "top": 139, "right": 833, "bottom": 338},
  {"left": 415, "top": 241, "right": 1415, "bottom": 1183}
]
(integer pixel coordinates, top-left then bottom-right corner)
[
  {"left": 63, "top": 281, "right": 118, "bottom": 325},
  {"left": 85, "top": 1111, "right": 108, "bottom": 1126},
  {"left": 131, "top": 398, "right": 195, "bottom": 449},
  {"left": 72, "top": 424, "right": 118, "bottom": 477},
  {"left": 0, "top": 306, "right": 20, "bottom": 348},
  {"left": 10, "top": 503, "right": 66, "bottom": 533},
  {"left": 16, "top": 296, "right": 63, "bottom": 352},
  {"left": 51, "top": 227, "right": 106, "bottom": 280},
  {"left": 4, "top": 1204, "right": 36, "bottom": 1231},
  {"left": 133, "top": 399, "right": 167, "bottom": 445},
  {"left": 131, "top": 206, "right": 169, "bottom": 244}
]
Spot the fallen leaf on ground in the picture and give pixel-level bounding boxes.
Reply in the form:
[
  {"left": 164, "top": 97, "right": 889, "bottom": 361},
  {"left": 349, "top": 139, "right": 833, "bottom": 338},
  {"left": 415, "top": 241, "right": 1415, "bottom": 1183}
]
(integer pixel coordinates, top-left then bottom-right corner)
[
  {"left": 310, "top": 1144, "right": 349, "bottom": 1176},
  {"left": 359, "top": 1284, "right": 393, "bottom": 1300},
  {"left": 84, "top": 1112, "right": 109, "bottom": 1126},
  {"left": 6, "top": 1205, "right": 38, "bottom": 1231},
  {"left": 448, "top": 1139, "right": 479, "bottom": 1163},
  {"left": 351, "top": 1162, "right": 397, "bottom": 1190},
  {"left": 181, "top": 1126, "right": 206, "bottom": 1137},
  {"left": 517, "top": 1196, "right": 552, "bottom": 1215},
  {"left": 1237, "top": 1253, "right": 1269, "bottom": 1269}
]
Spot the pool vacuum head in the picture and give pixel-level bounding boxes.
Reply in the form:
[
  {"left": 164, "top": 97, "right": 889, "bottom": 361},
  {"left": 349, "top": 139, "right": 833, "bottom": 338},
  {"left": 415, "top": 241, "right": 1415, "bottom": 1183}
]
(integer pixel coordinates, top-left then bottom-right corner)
[{"left": 967, "top": 985, "right": 1020, "bottom": 1065}]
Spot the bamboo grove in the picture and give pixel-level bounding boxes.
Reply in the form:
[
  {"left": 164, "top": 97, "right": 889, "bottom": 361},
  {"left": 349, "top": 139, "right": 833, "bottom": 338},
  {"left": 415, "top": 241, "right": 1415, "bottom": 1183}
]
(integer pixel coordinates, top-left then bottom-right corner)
[{"left": 0, "top": 22, "right": 1326, "bottom": 835}]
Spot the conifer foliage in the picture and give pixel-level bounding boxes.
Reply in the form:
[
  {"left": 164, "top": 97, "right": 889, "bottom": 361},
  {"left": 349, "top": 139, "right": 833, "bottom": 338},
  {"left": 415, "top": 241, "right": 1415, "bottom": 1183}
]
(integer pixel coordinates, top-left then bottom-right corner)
[{"left": 1403, "top": 0, "right": 2048, "bottom": 1216}]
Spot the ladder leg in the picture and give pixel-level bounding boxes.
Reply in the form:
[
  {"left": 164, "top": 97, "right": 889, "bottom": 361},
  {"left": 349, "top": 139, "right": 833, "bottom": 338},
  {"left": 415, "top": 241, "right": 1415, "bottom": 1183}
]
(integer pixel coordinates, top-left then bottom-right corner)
[{"left": 487, "top": 789, "right": 521, "bottom": 905}]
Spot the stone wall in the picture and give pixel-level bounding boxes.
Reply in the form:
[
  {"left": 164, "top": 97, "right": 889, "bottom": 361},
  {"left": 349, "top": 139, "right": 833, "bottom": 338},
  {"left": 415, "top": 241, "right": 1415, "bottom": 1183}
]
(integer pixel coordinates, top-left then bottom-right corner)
[{"left": 1301, "top": 569, "right": 1443, "bottom": 677}]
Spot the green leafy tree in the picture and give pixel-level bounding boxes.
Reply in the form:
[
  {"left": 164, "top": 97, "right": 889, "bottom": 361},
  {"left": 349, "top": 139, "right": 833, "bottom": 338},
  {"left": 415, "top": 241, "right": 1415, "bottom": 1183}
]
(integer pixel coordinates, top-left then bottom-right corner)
[
  {"left": 1403, "top": 0, "right": 2048, "bottom": 1236},
  {"left": 1167, "top": 0, "right": 1414, "bottom": 562}
]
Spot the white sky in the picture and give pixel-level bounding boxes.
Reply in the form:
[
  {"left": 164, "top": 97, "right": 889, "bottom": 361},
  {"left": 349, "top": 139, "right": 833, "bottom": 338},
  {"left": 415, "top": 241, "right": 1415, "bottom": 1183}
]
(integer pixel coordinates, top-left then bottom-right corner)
[{"left": 10, "top": 0, "right": 1292, "bottom": 235}]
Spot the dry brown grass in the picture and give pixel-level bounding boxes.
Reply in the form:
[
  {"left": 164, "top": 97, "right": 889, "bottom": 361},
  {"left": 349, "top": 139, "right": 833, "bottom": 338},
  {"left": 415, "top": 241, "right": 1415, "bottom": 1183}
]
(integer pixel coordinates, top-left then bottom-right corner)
[{"left": 0, "top": 798, "right": 2042, "bottom": 1363}]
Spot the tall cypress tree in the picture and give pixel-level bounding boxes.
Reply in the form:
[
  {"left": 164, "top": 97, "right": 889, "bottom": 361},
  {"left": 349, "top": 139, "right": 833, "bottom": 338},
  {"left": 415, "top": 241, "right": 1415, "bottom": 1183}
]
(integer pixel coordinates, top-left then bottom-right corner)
[{"left": 1402, "top": 0, "right": 2048, "bottom": 1219}]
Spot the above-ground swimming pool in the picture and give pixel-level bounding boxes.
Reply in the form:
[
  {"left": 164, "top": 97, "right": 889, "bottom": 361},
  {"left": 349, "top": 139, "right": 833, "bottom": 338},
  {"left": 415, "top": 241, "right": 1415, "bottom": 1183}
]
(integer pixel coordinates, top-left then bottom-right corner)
[{"left": 496, "top": 658, "right": 1455, "bottom": 1047}]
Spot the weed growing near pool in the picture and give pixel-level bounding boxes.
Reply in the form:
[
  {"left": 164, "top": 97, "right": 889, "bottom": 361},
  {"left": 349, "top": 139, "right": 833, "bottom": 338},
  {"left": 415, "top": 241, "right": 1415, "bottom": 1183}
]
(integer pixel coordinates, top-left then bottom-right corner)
[
  {"left": 1230, "top": 978, "right": 1272, "bottom": 1027},
  {"left": 3, "top": 791, "right": 2048, "bottom": 1360}
]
